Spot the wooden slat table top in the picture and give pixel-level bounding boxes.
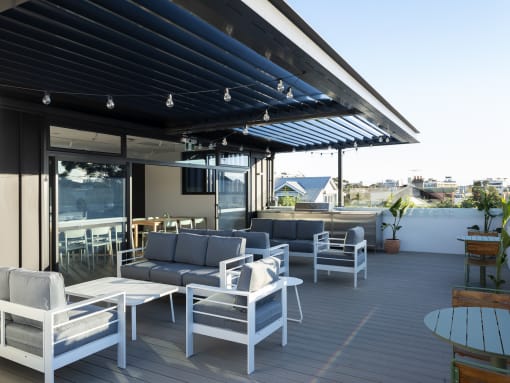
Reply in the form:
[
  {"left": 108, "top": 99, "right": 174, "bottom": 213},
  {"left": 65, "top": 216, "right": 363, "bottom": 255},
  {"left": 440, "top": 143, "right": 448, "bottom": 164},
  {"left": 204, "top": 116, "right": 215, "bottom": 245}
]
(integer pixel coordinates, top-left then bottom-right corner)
[
  {"left": 65, "top": 277, "right": 179, "bottom": 306},
  {"left": 424, "top": 307, "right": 510, "bottom": 358}
]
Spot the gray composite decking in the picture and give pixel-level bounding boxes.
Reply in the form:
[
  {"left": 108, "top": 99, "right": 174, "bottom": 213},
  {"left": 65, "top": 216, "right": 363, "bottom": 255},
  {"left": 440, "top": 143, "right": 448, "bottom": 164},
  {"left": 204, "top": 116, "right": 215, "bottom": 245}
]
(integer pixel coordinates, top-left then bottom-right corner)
[{"left": 1, "top": 251, "right": 507, "bottom": 382}]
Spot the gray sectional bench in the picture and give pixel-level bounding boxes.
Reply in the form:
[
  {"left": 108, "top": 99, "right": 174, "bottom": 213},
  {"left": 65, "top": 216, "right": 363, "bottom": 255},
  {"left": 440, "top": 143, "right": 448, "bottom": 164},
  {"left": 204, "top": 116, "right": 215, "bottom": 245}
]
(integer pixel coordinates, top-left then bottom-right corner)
[
  {"left": 248, "top": 218, "right": 329, "bottom": 259},
  {"left": 0, "top": 267, "right": 126, "bottom": 383},
  {"left": 117, "top": 232, "right": 247, "bottom": 293}
]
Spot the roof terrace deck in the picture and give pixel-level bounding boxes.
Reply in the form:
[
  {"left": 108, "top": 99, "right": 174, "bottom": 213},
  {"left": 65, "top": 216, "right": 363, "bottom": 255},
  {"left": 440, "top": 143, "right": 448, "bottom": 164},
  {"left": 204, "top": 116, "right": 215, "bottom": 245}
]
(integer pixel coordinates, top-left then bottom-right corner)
[{"left": 2, "top": 251, "right": 505, "bottom": 382}]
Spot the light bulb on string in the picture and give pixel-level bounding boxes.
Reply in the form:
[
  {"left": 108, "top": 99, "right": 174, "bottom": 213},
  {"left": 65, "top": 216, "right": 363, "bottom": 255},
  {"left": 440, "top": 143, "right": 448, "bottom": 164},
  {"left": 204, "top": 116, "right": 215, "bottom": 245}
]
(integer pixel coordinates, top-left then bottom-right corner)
[
  {"left": 239, "top": 145, "right": 244, "bottom": 152},
  {"left": 42, "top": 91, "right": 51, "bottom": 105},
  {"left": 242, "top": 124, "right": 249, "bottom": 135},
  {"left": 106, "top": 95, "right": 115, "bottom": 110},
  {"left": 277, "top": 79, "right": 284, "bottom": 92},
  {"left": 265, "top": 147, "right": 271, "bottom": 155},
  {"left": 263, "top": 109, "right": 270, "bottom": 122},
  {"left": 385, "top": 136, "right": 390, "bottom": 143},
  {"left": 378, "top": 136, "right": 383, "bottom": 143},
  {"left": 165, "top": 94, "right": 174, "bottom": 108},
  {"left": 224, "top": 88, "right": 231, "bottom": 102},
  {"left": 208, "top": 142, "right": 215, "bottom": 150},
  {"left": 222, "top": 137, "right": 228, "bottom": 146},
  {"left": 286, "top": 87, "right": 293, "bottom": 99},
  {"left": 292, "top": 147, "right": 296, "bottom": 153}
]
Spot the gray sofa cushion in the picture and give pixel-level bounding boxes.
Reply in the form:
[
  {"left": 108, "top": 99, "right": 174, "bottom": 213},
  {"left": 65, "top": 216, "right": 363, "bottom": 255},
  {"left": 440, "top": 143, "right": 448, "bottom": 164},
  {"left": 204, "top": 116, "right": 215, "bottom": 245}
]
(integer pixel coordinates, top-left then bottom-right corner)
[
  {"left": 150, "top": 262, "right": 204, "bottom": 286},
  {"left": 174, "top": 233, "right": 209, "bottom": 265},
  {"left": 121, "top": 260, "right": 161, "bottom": 281},
  {"left": 250, "top": 219, "right": 273, "bottom": 238},
  {"left": 272, "top": 220, "right": 296, "bottom": 240},
  {"left": 182, "top": 267, "right": 221, "bottom": 286},
  {"left": 296, "top": 220, "right": 324, "bottom": 240},
  {"left": 144, "top": 232, "right": 177, "bottom": 261},
  {"left": 346, "top": 226, "right": 365, "bottom": 246},
  {"left": 193, "top": 292, "right": 282, "bottom": 332},
  {"left": 9, "top": 269, "right": 68, "bottom": 328},
  {"left": 205, "top": 236, "right": 244, "bottom": 267},
  {"left": 5, "top": 304, "right": 118, "bottom": 356},
  {"left": 288, "top": 240, "right": 315, "bottom": 253},
  {"left": 0, "top": 267, "right": 15, "bottom": 301},
  {"left": 234, "top": 231, "right": 270, "bottom": 249}
]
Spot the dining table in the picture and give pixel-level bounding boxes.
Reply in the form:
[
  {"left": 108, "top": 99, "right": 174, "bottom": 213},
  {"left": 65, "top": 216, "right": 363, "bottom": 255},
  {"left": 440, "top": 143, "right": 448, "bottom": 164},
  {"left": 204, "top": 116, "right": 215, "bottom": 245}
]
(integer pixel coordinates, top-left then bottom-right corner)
[
  {"left": 424, "top": 306, "right": 510, "bottom": 369},
  {"left": 456, "top": 234, "right": 500, "bottom": 287},
  {"left": 131, "top": 218, "right": 166, "bottom": 248}
]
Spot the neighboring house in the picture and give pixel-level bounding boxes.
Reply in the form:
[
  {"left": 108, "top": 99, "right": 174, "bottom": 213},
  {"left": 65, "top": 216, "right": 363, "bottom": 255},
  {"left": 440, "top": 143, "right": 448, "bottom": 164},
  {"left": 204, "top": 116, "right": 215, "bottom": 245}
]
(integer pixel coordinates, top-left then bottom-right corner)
[{"left": 274, "top": 176, "right": 337, "bottom": 205}]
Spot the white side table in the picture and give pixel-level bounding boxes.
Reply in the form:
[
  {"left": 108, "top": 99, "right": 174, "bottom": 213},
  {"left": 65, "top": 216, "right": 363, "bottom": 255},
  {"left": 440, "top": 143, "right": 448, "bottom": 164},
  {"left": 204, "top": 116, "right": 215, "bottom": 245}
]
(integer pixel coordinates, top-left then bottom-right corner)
[{"left": 281, "top": 276, "right": 303, "bottom": 323}]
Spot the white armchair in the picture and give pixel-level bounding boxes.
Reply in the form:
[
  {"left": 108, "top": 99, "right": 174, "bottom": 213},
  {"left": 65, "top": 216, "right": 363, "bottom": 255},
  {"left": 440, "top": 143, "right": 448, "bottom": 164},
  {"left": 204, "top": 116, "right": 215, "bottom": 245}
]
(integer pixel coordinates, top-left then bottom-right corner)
[
  {"left": 314, "top": 226, "right": 367, "bottom": 288},
  {"left": 186, "top": 257, "right": 287, "bottom": 374},
  {"left": 0, "top": 268, "right": 126, "bottom": 383}
]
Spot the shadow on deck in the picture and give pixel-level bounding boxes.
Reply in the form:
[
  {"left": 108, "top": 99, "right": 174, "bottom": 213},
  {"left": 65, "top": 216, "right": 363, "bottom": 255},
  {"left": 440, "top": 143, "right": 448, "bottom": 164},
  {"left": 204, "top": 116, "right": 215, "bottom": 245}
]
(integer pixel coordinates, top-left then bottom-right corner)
[{"left": 2, "top": 251, "right": 507, "bottom": 382}]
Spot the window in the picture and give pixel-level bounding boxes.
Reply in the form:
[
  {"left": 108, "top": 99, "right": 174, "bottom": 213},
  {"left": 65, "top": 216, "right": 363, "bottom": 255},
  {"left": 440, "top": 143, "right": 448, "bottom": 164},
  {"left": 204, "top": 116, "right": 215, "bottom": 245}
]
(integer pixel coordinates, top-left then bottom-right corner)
[{"left": 182, "top": 152, "right": 216, "bottom": 194}]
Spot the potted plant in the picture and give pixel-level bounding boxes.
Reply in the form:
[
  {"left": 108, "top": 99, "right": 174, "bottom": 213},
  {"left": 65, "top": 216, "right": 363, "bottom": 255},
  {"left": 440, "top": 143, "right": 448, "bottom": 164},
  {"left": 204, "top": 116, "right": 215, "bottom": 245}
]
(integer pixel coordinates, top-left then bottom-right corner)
[
  {"left": 469, "top": 185, "right": 502, "bottom": 233},
  {"left": 381, "top": 197, "right": 412, "bottom": 254}
]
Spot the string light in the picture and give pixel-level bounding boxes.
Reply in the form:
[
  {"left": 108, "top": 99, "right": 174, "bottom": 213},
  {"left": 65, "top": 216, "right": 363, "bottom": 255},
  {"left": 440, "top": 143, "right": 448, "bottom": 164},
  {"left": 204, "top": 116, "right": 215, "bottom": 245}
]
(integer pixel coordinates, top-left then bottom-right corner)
[
  {"left": 378, "top": 136, "right": 383, "bottom": 143},
  {"left": 353, "top": 141, "right": 358, "bottom": 148},
  {"left": 106, "top": 95, "right": 115, "bottom": 109},
  {"left": 286, "top": 87, "right": 293, "bottom": 99},
  {"left": 208, "top": 142, "right": 215, "bottom": 150},
  {"left": 42, "top": 91, "right": 51, "bottom": 105},
  {"left": 263, "top": 109, "right": 270, "bottom": 122},
  {"left": 292, "top": 147, "right": 296, "bottom": 153},
  {"left": 221, "top": 137, "right": 228, "bottom": 146},
  {"left": 385, "top": 136, "right": 390, "bottom": 143},
  {"left": 265, "top": 147, "right": 271, "bottom": 155},
  {"left": 239, "top": 145, "right": 244, "bottom": 152},
  {"left": 277, "top": 79, "right": 284, "bottom": 92},
  {"left": 223, "top": 88, "right": 231, "bottom": 102},
  {"left": 165, "top": 93, "right": 174, "bottom": 108},
  {"left": 242, "top": 124, "right": 249, "bottom": 135}
]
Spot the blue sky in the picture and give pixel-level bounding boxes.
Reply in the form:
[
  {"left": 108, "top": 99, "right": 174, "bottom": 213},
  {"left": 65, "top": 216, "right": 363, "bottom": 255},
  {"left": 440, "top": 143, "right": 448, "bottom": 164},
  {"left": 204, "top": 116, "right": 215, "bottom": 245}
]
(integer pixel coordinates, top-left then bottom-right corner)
[{"left": 275, "top": 1, "right": 510, "bottom": 185}]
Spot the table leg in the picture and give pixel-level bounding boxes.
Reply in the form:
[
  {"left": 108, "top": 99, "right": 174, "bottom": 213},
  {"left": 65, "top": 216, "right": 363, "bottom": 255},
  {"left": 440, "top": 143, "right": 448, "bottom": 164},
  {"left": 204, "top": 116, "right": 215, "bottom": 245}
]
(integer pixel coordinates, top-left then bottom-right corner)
[
  {"left": 131, "top": 306, "right": 137, "bottom": 341},
  {"left": 288, "top": 285, "right": 303, "bottom": 323},
  {"left": 169, "top": 294, "right": 175, "bottom": 323},
  {"left": 480, "top": 265, "right": 486, "bottom": 288}
]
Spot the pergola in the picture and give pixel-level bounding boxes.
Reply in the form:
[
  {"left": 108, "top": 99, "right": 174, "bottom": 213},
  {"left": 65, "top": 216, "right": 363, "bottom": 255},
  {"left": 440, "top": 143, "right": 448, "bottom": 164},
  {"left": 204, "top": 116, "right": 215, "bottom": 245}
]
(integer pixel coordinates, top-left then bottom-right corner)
[{"left": 0, "top": 0, "right": 418, "bottom": 149}]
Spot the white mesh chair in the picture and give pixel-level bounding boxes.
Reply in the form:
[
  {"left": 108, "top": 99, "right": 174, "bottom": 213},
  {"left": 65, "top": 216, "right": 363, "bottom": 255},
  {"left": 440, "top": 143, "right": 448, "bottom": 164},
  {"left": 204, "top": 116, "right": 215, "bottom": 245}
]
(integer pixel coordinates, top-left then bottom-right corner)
[{"left": 89, "top": 226, "right": 113, "bottom": 265}]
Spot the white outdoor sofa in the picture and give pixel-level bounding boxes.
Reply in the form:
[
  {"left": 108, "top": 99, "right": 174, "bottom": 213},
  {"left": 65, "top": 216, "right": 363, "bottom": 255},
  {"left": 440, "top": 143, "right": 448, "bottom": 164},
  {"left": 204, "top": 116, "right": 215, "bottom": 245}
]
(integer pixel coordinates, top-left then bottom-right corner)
[
  {"left": 186, "top": 257, "right": 287, "bottom": 374},
  {"left": 314, "top": 226, "right": 368, "bottom": 288},
  {"left": 0, "top": 267, "right": 126, "bottom": 383}
]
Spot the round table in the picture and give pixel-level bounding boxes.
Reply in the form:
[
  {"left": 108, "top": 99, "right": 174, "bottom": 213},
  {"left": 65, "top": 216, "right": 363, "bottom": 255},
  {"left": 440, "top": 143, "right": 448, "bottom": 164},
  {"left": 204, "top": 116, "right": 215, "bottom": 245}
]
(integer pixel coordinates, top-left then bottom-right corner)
[
  {"left": 281, "top": 276, "right": 303, "bottom": 323},
  {"left": 424, "top": 306, "right": 510, "bottom": 368}
]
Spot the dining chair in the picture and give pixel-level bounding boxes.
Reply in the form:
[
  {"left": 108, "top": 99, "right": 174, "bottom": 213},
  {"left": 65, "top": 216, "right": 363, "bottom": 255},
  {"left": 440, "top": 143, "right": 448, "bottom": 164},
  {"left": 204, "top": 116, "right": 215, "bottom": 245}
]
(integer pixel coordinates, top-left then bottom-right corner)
[
  {"left": 89, "top": 226, "right": 113, "bottom": 265},
  {"left": 464, "top": 233, "right": 500, "bottom": 287},
  {"left": 112, "top": 224, "right": 127, "bottom": 254},
  {"left": 452, "top": 358, "right": 510, "bottom": 383},
  {"left": 62, "top": 229, "right": 90, "bottom": 269}
]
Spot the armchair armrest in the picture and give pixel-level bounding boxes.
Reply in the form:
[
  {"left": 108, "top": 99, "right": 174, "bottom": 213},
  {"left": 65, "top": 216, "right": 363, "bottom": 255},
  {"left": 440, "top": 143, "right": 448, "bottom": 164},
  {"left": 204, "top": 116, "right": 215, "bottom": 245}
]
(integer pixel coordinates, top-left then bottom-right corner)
[
  {"left": 314, "top": 231, "right": 330, "bottom": 252},
  {"left": 219, "top": 253, "right": 254, "bottom": 288},
  {"left": 269, "top": 243, "right": 290, "bottom": 276},
  {"left": 117, "top": 247, "right": 145, "bottom": 277}
]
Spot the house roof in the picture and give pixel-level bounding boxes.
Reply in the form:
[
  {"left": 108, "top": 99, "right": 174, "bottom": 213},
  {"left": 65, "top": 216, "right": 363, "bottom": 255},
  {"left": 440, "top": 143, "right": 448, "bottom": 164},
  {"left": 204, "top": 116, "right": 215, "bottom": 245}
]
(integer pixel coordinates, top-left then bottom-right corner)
[
  {"left": 275, "top": 176, "right": 334, "bottom": 201},
  {"left": 0, "top": 0, "right": 418, "bottom": 153},
  {"left": 275, "top": 180, "right": 307, "bottom": 195}
]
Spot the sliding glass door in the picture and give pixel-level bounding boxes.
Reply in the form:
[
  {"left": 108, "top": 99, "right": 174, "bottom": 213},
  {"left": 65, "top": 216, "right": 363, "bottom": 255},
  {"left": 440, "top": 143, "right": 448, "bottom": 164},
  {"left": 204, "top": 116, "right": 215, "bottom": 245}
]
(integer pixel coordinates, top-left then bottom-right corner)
[{"left": 216, "top": 170, "right": 247, "bottom": 230}]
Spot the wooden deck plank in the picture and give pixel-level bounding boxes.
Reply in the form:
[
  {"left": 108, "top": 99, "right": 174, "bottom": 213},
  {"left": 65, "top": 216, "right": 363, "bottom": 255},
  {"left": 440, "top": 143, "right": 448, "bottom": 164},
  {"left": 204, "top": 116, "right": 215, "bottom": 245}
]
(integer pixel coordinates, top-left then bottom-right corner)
[{"left": 2, "top": 251, "right": 505, "bottom": 382}]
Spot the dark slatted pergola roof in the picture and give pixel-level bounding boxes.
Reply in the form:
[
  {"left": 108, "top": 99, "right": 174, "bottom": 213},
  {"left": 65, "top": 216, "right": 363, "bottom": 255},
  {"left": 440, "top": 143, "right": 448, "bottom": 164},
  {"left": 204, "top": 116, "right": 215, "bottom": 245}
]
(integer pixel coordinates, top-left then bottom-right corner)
[{"left": 0, "top": 0, "right": 419, "bottom": 153}]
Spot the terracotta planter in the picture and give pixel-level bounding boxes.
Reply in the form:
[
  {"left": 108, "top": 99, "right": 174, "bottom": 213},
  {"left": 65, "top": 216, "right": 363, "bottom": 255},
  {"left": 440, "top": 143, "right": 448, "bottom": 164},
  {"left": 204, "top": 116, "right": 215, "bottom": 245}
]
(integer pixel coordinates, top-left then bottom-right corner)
[{"left": 384, "top": 239, "right": 400, "bottom": 254}]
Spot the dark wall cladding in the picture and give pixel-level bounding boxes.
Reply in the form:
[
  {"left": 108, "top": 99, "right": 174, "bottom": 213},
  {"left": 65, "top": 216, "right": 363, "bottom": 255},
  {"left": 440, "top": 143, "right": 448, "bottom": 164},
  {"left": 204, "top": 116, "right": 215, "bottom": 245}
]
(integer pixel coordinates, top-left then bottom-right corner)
[{"left": 0, "top": 107, "right": 44, "bottom": 269}]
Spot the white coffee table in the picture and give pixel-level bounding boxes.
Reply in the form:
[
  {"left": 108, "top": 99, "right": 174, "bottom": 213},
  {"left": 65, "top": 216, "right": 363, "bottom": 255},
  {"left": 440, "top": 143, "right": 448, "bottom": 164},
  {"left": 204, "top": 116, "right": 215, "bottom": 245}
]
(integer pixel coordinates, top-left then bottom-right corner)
[
  {"left": 65, "top": 277, "right": 179, "bottom": 340},
  {"left": 281, "top": 276, "right": 304, "bottom": 323}
]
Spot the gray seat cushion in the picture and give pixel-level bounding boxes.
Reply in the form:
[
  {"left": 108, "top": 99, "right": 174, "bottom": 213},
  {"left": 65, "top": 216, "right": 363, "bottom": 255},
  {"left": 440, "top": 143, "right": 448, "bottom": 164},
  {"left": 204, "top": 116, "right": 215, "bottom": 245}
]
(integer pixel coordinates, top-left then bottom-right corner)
[
  {"left": 250, "top": 219, "right": 273, "bottom": 238},
  {"left": 144, "top": 232, "right": 177, "bottom": 261},
  {"left": 270, "top": 239, "right": 289, "bottom": 248},
  {"left": 150, "top": 262, "right": 204, "bottom": 286},
  {"left": 174, "top": 233, "right": 209, "bottom": 265},
  {"left": 288, "top": 240, "right": 314, "bottom": 253},
  {"left": 317, "top": 250, "right": 366, "bottom": 267},
  {"left": 234, "top": 231, "right": 270, "bottom": 249},
  {"left": 5, "top": 304, "right": 118, "bottom": 356},
  {"left": 9, "top": 269, "right": 68, "bottom": 328},
  {"left": 121, "top": 260, "right": 161, "bottom": 281},
  {"left": 193, "top": 292, "right": 282, "bottom": 333},
  {"left": 205, "top": 236, "right": 244, "bottom": 267},
  {"left": 296, "top": 220, "right": 324, "bottom": 240},
  {"left": 272, "top": 220, "right": 297, "bottom": 240},
  {"left": 182, "top": 267, "right": 221, "bottom": 286}
]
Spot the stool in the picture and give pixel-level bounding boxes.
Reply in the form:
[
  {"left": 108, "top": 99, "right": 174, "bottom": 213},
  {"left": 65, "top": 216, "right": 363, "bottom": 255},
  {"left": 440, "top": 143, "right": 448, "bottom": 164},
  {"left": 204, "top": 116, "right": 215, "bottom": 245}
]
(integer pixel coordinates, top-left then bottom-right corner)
[{"left": 281, "top": 276, "right": 303, "bottom": 323}]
